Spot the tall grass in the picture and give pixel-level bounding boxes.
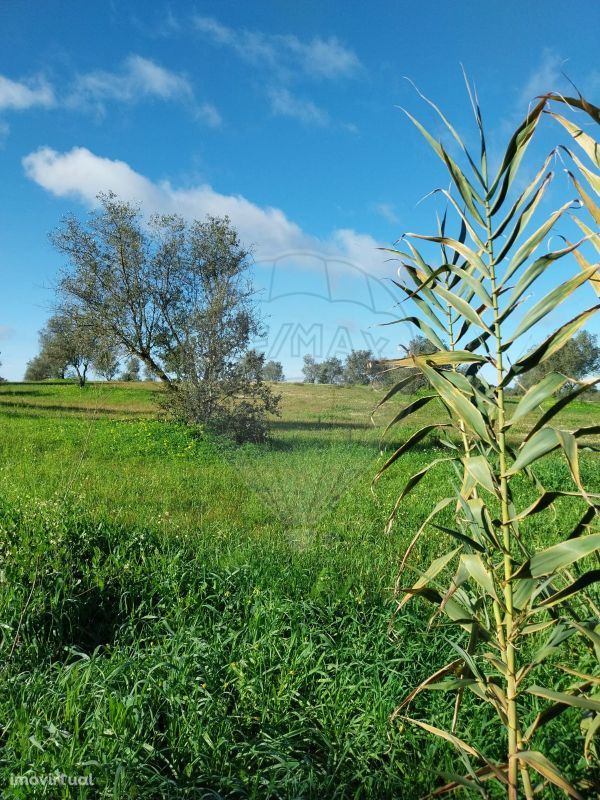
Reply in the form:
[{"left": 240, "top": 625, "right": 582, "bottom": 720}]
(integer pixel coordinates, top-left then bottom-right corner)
[{"left": 0, "top": 381, "right": 598, "bottom": 796}]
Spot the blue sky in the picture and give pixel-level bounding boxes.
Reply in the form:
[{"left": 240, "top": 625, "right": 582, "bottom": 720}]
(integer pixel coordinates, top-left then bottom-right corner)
[{"left": 0, "top": 0, "right": 599, "bottom": 380}]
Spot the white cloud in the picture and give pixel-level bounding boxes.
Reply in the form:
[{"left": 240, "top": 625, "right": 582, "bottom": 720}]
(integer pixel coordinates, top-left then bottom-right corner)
[
  {"left": 0, "top": 74, "right": 55, "bottom": 111},
  {"left": 0, "top": 58, "right": 220, "bottom": 132},
  {"left": 374, "top": 202, "right": 399, "bottom": 225},
  {"left": 22, "top": 145, "right": 386, "bottom": 274},
  {"left": 194, "top": 16, "right": 362, "bottom": 81},
  {"left": 269, "top": 87, "right": 328, "bottom": 126},
  {"left": 196, "top": 102, "right": 222, "bottom": 128},
  {"left": 69, "top": 55, "right": 191, "bottom": 109},
  {"left": 283, "top": 35, "right": 361, "bottom": 80},
  {"left": 519, "top": 48, "right": 566, "bottom": 108},
  {"left": 67, "top": 55, "right": 220, "bottom": 124}
]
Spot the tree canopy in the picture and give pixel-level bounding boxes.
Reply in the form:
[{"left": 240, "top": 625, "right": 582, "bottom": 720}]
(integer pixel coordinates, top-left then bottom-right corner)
[{"left": 49, "top": 192, "right": 279, "bottom": 439}]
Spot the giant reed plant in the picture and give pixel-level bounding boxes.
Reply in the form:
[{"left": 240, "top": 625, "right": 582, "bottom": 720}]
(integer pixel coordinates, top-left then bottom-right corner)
[{"left": 376, "top": 87, "right": 600, "bottom": 798}]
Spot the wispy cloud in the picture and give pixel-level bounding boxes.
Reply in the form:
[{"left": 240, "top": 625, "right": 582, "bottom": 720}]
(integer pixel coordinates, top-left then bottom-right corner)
[
  {"left": 374, "top": 202, "right": 399, "bottom": 225},
  {"left": 194, "top": 16, "right": 363, "bottom": 81},
  {"left": 0, "top": 73, "right": 55, "bottom": 111},
  {"left": 518, "top": 48, "right": 567, "bottom": 108},
  {"left": 193, "top": 16, "right": 361, "bottom": 129},
  {"left": 195, "top": 102, "right": 222, "bottom": 128},
  {"left": 0, "top": 56, "right": 221, "bottom": 131},
  {"left": 269, "top": 87, "right": 329, "bottom": 126},
  {"left": 68, "top": 55, "right": 199, "bottom": 114},
  {"left": 22, "top": 145, "right": 386, "bottom": 274}
]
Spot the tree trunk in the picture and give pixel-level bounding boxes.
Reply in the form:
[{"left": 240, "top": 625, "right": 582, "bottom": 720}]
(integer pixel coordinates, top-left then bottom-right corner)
[{"left": 138, "top": 352, "right": 174, "bottom": 389}]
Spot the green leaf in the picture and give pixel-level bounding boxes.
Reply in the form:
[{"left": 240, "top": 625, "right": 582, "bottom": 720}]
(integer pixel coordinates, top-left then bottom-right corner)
[
  {"left": 382, "top": 316, "right": 447, "bottom": 351},
  {"left": 461, "top": 554, "right": 499, "bottom": 600},
  {"left": 530, "top": 621, "right": 576, "bottom": 666},
  {"left": 409, "top": 261, "right": 493, "bottom": 308},
  {"left": 406, "top": 77, "right": 488, "bottom": 190},
  {"left": 392, "top": 658, "right": 463, "bottom": 717},
  {"left": 516, "top": 751, "right": 583, "bottom": 799},
  {"left": 567, "top": 170, "right": 600, "bottom": 225},
  {"left": 431, "top": 524, "right": 486, "bottom": 552},
  {"left": 526, "top": 377, "right": 600, "bottom": 440},
  {"left": 549, "top": 111, "right": 600, "bottom": 169},
  {"left": 386, "top": 458, "right": 456, "bottom": 531},
  {"left": 393, "top": 278, "right": 450, "bottom": 330},
  {"left": 537, "top": 570, "right": 600, "bottom": 609},
  {"left": 425, "top": 678, "right": 479, "bottom": 692},
  {"left": 507, "top": 373, "right": 567, "bottom": 427},
  {"left": 425, "top": 765, "right": 508, "bottom": 798},
  {"left": 381, "top": 395, "right": 438, "bottom": 437},
  {"left": 570, "top": 620, "right": 600, "bottom": 654},
  {"left": 375, "top": 424, "right": 450, "bottom": 481},
  {"left": 492, "top": 152, "right": 555, "bottom": 240},
  {"left": 420, "top": 362, "right": 493, "bottom": 444},
  {"left": 434, "top": 189, "right": 486, "bottom": 249},
  {"left": 440, "top": 148, "right": 486, "bottom": 228},
  {"left": 571, "top": 215, "right": 600, "bottom": 254},
  {"left": 583, "top": 712, "right": 600, "bottom": 763},
  {"left": 404, "top": 717, "right": 508, "bottom": 784},
  {"left": 488, "top": 99, "right": 546, "bottom": 206},
  {"left": 399, "top": 107, "right": 485, "bottom": 223},
  {"left": 383, "top": 350, "right": 486, "bottom": 368},
  {"left": 527, "top": 685, "right": 600, "bottom": 713},
  {"left": 522, "top": 621, "right": 558, "bottom": 637},
  {"left": 463, "top": 456, "right": 496, "bottom": 494},
  {"left": 513, "top": 532, "right": 600, "bottom": 579},
  {"left": 501, "top": 241, "right": 585, "bottom": 315},
  {"left": 555, "top": 429, "right": 582, "bottom": 491},
  {"left": 434, "top": 285, "right": 492, "bottom": 334},
  {"left": 396, "top": 497, "right": 456, "bottom": 571},
  {"left": 506, "top": 427, "right": 560, "bottom": 474},
  {"left": 524, "top": 676, "right": 597, "bottom": 741},
  {"left": 506, "top": 264, "right": 599, "bottom": 344},
  {"left": 568, "top": 238, "right": 600, "bottom": 296},
  {"left": 504, "top": 304, "right": 600, "bottom": 383},
  {"left": 566, "top": 148, "right": 600, "bottom": 195},
  {"left": 503, "top": 200, "right": 574, "bottom": 285},
  {"left": 494, "top": 172, "right": 553, "bottom": 263},
  {"left": 398, "top": 547, "right": 462, "bottom": 610},
  {"left": 542, "top": 92, "right": 600, "bottom": 124},
  {"left": 406, "top": 233, "right": 490, "bottom": 278},
  {"left": 511, "top": 490, "right": 600, "bottom": 522},
  {"left": 371, "top": 372, "right": 423, "bottom": 417},
  {"left": 513, "top": 578, "right": 536, "bottom": 611}
]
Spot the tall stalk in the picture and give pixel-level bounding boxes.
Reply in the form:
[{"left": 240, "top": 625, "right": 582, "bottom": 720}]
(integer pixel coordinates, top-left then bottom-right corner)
[
  {"left": 376, "top": 86, "right": 600, "bottom": 798},
  {"left": 486, "top": 196, "right": 521, "bottom": 797}
]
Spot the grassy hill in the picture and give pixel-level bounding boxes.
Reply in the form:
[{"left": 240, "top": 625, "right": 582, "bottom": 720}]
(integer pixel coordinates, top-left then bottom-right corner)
[{"left": 0, "top": 380, "right": 598, "bottom": 797}]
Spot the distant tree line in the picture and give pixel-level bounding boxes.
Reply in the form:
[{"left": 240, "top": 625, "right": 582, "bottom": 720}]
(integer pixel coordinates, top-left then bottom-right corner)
[
  {"left": 301, "top": 332, "right": 600, "bottom": 395},
  {"left": 301, "top": 337, "right": 437, "bottom": 388}
]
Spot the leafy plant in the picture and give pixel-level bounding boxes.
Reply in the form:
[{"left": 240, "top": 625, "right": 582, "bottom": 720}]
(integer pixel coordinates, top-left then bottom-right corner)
[{"left": 376, "top": 85, "right": 600, "bottom": 798}]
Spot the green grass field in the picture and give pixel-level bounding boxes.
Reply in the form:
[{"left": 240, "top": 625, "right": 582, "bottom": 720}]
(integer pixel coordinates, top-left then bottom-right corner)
[{"left": 0, "top": 380, "right": 598, "bottom": 798}]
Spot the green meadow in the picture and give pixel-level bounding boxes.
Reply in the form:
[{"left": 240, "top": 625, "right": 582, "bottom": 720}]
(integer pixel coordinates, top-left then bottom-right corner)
[{"left": 0, "top": 380, "right": 598, "bottom": 798}]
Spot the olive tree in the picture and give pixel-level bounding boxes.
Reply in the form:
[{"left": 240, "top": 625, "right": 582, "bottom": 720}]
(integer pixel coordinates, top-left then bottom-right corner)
[
  {"left": 342, "top": 349, "right": 373, "bottom": 384},
  {"left": 52, "top": 193, "right": 279, "bottom": 440},
  {"left": 263, "top": 360, "right": 285, "bottom": 382},
  {"left": 26, "top": 308, "right": 101, "bottom": 386},
  {"left": 519, "top": 330, "right": 600, "bottom": 393}
]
